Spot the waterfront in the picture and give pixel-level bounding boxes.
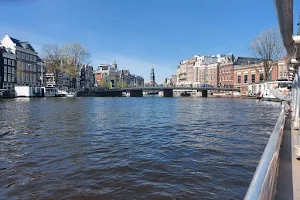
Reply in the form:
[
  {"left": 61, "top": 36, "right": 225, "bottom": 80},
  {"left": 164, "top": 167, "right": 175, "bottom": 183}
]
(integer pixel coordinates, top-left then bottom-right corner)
[{"left": 0, "top": 97, "right": 281, "bottom": 199}]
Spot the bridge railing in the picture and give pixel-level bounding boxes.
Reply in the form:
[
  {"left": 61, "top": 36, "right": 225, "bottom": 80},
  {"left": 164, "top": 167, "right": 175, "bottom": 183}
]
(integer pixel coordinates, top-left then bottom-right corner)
[{"left": 244, "top": 103, "right": 287, "bottom": 200}]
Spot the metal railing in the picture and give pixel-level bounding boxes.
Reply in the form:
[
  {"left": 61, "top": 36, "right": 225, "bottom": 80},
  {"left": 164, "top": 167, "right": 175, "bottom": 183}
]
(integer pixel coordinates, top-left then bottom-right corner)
[{"left": 244, "top": 104, "right": 287, "bottom": 200}]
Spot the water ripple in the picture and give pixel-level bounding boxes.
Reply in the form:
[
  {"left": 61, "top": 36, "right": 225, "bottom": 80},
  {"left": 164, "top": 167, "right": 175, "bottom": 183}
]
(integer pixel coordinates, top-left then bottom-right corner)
[{"left": 0, "top": 97, "right": 281, "bottom": 199}]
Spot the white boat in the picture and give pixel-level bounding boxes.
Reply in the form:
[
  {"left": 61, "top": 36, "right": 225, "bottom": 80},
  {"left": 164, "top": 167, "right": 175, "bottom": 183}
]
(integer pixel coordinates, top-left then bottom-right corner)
[
  {"left": 65, "top": 92, "right": 77, "bottom": 97},
  {"left": 248, "top": 81, "right": 291, "bottom": 100},
  {"left": 58, "top": 89, "right": 77, "bottom": 97},
  {"left": 43, "top": 87, "right": 58, "bottom": 97}
]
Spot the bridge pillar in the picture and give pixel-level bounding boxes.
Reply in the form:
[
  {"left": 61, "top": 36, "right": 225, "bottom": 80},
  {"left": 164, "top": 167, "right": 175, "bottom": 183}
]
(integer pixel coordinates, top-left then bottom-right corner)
[
  {"left": 163, "top": 89, "right": 173, "bottom": 97},
  {"left": 202, "top": 90, "right": 208, "bottom": 97},
  {"left": 130, "top": 90, "right": 143, "bottom": 97}
]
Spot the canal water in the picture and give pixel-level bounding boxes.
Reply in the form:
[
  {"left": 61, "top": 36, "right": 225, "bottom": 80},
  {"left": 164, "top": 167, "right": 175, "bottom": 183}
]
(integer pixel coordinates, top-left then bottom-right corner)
[{"left": 0, "top": 97, "right": 281, "bottom": 199}]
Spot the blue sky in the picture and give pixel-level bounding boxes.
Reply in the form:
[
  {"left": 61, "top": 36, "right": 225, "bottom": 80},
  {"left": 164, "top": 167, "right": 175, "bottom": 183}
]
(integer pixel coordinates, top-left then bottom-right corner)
[{"left": 0, "top": 0, "right": 299, "bottom": 83}]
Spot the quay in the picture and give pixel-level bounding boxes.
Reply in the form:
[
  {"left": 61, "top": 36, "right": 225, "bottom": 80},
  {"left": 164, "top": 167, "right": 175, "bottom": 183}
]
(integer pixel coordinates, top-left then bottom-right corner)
[{"left": 244, "top": 0, "right": 300, "bottom": 199}]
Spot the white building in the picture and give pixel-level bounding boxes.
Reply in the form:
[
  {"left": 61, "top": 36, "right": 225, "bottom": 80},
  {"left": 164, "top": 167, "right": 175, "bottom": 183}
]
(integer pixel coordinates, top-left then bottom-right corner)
[{"left": 94, "top": 63, "right": 118, "bottom": 86}]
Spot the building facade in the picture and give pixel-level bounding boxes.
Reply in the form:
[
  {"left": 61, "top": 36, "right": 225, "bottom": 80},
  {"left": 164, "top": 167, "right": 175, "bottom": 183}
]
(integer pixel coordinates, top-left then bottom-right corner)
[
  {"left": 94, "top": 63, "right": 117, "bottom": 87},
  {"left": 37, "top": 56, "right": 46, "bottom": 87},
  {"left": 199, "top": 63, "right": 219, "bottom": 87},
  {"left": 277, "top": 56, "right": 288, "bottom": 80},
  {"left": 1, "top": 35, "right": 40, "bottom": 87},
  {"left": 0, "top": 47, "right": 16, "bottom": 90},
  {"left": 218, "top": 53, "right": 235, "bottom": 88},
  {"left": 80, "top": 64, "right": 94, "bottom": 89},
  {"left": 135, "top": 76, "right": 144, "bottom": 87},
  {"left": 171, "top": 74, "right": 177, "bottom": 86},
  {"left": 150, "top": 67, "right": 155, "bottom": 86}
]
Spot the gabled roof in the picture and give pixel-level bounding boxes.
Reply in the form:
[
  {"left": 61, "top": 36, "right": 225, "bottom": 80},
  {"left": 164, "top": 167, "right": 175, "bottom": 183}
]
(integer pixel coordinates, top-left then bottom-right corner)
[
  {"left": 9, "top": 36, "right": 36, "bottom": 52},
  {"left": 21, "top": 42, "right": 35, "bottom": 52},
  {"left": 10, "top": 37, "right": 23, "bottom": 47}
]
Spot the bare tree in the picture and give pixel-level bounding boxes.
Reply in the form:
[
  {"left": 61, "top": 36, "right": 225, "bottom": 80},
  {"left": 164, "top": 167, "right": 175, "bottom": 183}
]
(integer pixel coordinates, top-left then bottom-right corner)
[
  {"left": 41, "top": 43, "right": 91, "bottom": 77},
  {"left": 41, "top": 44, "right": 62, "bottom": 73},
  {"left": 249, "top": 28, "right": 285, "bottom": 81},
  {"left": 61, "top": 42, "right": 91, "bottom": 77}
]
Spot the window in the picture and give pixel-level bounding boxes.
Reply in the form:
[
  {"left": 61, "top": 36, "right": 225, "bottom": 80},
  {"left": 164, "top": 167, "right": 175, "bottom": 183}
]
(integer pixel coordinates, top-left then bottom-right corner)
[
  {"left": 244, "top": 75, "right": 248, "bottom": 83},
  {"left": 251, "top": 74, "right": 255, "bottom": 83},
  {"left": 12, "top": 75, "right": 15, "bottom": 83},
  {"left": 33, "top": 56, "right": 36, "bottom": 62},
  {"left": 8, "top": 74, "right": 11, "bottom": 82},
  {"left": 17, "top": 52, "right": 21, "bottom": 58},
  {"left": 30, "top": 74, "right": 32, "bottom": 82},
  {"left": 12, "top": 67, "right": 15, "bottom": 74},
  {"left": 4, "top": 58, "right": 7, "bottom": 65},
  {"left": 4, "top": 74, "right": 7, "bottom": 81},
  {"left": 26, "top": 54, "right": 29, "bottom": 60},
  {"left": 8, "top": 59, "right": 11, "bottom": 65},
  {"left": 259, "top": 73, "right": 264, "bottom": 81},
  {"left": 8, "top": 66, "right": 11, "bottom": 74},
  {"left": 22, "top": 53, "right": 25, "bottom": 59},
  {"left": 12, "top": 60, "right": 15, "bottom": 66},
  {"left": 237, "top": 75, "right": 241, "bottom": 84},
  {"left": 4, "top": 66, "right": 7, "bottom": 73}
]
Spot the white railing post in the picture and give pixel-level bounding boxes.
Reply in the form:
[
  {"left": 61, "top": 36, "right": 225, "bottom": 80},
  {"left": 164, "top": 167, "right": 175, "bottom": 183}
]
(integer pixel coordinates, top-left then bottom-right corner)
[
  {"left": 292, "top": 71, "right": 298, "bottom": 119},
  {"left": 294, "top": 67, "right": 300, "bottom": 129}
]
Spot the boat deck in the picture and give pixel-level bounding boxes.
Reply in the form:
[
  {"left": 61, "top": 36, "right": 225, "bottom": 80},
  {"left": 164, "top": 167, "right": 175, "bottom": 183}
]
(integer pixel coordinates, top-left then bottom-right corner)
[{"left": 276, "top": 115, "right": 300, "bottom": 200}]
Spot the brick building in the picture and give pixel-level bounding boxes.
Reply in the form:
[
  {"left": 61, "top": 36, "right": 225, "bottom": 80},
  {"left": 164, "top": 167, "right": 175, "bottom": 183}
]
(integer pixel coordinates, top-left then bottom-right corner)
[{"left": 233, "top": 62, "right": 278, "bottom": 95}]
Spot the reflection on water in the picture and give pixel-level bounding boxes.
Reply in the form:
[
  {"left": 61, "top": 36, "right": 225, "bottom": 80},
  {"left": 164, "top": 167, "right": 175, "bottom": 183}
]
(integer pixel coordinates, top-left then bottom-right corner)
[{"left": 0, "top": 97, "right": 281, "bottom": 199}]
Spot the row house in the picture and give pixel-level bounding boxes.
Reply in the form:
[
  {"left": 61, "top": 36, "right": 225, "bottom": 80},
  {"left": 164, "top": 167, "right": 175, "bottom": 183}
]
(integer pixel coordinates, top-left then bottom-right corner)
[
  {"left": 186, "top": 57, "right": 196, "bottom": 85},
  {"left": 135, "top": 76, "right": 144, "bottom": 87},
  {"left": 80, "top": 64, "right": 94, "bottom": 89},
  {"left": 171, "top": 74, "right": 177, "bottom": 86},
  {"left": 199, "top": 63, "right": 219, "bottom": 87},
  {"left": 176, "top": 60, "right": 188, "bottom": 86},
  {"left": 194, "top": 55, "right": 218, "bottom": 85},
  {"left": 0, "top": 46, "right": 16, "bottom": 91},
  {"left": 1, "top": 34, "right": 41, "bottom": 87},
  {"left": 37, "top": 56, "right": 46, "bottom": 86},
  {"left": 94, "top": 63, "right": 117, "bottom": 86},
  {"left": 218, "top": 53, "right": 235, "bottom": 88}
]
